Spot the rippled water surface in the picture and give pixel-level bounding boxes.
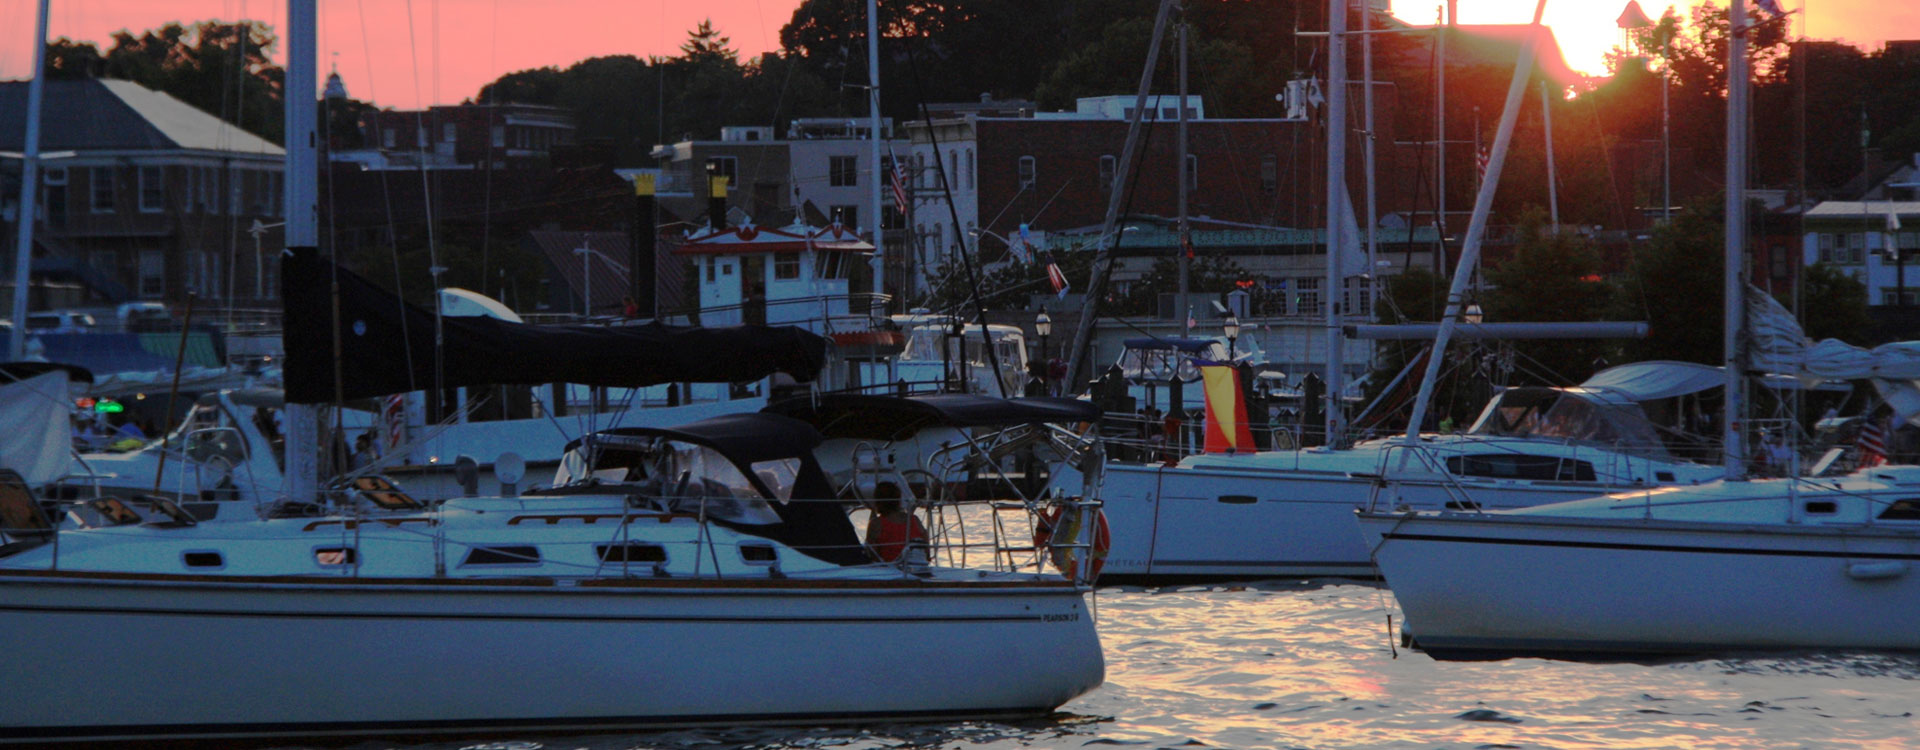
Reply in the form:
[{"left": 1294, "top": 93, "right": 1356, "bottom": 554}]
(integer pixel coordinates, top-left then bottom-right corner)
[{"left": 311, "top": 582, "right": 1920, "bottom": 750}]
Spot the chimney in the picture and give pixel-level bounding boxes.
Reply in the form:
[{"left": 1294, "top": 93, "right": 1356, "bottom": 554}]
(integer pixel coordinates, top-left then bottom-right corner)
[{"left": 629, "top": 173, "right": 657, "bottom": 320}]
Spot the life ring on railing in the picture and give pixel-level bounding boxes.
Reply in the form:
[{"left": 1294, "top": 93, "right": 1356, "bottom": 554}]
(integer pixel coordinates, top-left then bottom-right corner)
[{"left": 1032, "top": 503, "right": 1110, "bottom": 581}]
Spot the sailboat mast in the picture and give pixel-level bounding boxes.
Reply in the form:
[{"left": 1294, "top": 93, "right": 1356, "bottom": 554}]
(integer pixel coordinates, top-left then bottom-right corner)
[
  {"left": 8, "top": 0, "right": 49, "bottom": 361},
  {"left": 867, "top": 0, "right": 885, "bottom": 313},
  {"left": 1177, "top": 12, "right": 1190, "bottom": 336},
  {"left": 1400, "top": 0, "right": 1547, "bottom": 447},
  {"left": 283, "top": 0, "right": 321, "bottom": 502},
  {"left": 1723, "top": 0, "right": 1750, "bottom": 479},
  {"left": 1324, "top": 0, "right": 1348, "bottom": 446},
  {"left": 1362, "top": 0, "right": 1379, "bottom": 323}
]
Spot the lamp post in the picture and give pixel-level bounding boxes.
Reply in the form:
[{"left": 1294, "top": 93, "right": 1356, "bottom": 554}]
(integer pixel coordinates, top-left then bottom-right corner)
[
  {"left": 1222, "top": 313, "right": 1240, "bottom": 362},
  {"left": 1035, "top": 308, "right": 1052, "bottom": 395},
  {"left": 1464, "top": 303, "right": 1483, "bottom": 325},
  {"left": 248, "top": 219, "right": 286, "bottom": 301}
]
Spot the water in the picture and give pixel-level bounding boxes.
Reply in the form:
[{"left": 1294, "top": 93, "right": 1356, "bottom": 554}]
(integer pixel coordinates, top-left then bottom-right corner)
[{"left": 305, "top": 582, "right": 1920, "bottom": 750}]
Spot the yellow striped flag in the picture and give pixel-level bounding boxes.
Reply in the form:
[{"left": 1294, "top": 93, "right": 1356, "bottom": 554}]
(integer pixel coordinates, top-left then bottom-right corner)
[{"left": 1201, "top": 364, "right": 1255, "bottom": 454}]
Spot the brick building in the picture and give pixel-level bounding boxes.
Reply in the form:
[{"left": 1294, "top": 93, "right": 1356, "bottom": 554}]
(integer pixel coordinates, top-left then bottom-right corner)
[{"left": 1, "top": 79, "right": 285, "bottom": 309}]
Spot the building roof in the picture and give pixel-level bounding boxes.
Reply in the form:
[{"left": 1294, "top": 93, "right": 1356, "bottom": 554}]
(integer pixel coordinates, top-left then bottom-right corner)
[
  {"left": 1805, "top": 201, "right": 1920, "bottom": 219},
  {"left": 0, "top": 79, "right": 282, "bottom": 155}
]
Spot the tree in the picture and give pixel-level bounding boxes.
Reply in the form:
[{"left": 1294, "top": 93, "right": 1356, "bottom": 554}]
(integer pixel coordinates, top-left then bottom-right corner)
[
  {"left": 1482, "top": 210, "right": 1619, "bottom": 385},
  {"left": 1793, "top": 263, "right": 1871, "bottom": 346},
  {"left": 681, "top": 19, "right": 738, "bottom": 65},
  {"left": 1613, "top": 199, "right": 1725, "bottom": 365},
  {"left": 44, "top": 21, "right": 286, "bottom": 143}
]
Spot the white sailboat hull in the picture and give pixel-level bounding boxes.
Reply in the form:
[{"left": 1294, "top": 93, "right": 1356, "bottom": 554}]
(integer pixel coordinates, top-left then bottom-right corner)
[
  {"left": 1356, "top": 511, "right": 1920, "bottom": 655},
  {"left": 1098, "top": 448, "right": 1711, "bottom": 582},
  {"left": 0, "top": 572, "right": 1102, "bottom": 743}
]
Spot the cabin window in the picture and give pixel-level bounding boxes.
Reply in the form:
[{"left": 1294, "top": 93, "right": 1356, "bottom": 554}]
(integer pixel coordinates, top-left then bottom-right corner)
[
  {"left": 183, "top": 551, "right": 224, "bottom": 568},
  {"left": 773, "top": 254, "right": 800, "bottom": 280},
  {"left": 749, "top": 458, "right": 803, "bottom": 501},
  {"left": 740, "top": 543, "right": 778, "bottom": 564},
  {"left": 1216, "top": 495, "right": 1257, "bottom": 505},
  {"left": 462, "top": 545, "right": 541, "bottom": 565},
  {"left": 1876, "top": 499, "right": 1920, "bottom": 520},
  {"left": 1446, "top": 454, "right": 1596, "bottom": 482},
  {"left": 596, "top": 542, "right": 668, "bottom": 563},
  {"left": 315, "top": 547, "right": 357, "bottom": 566},
  {"left": 1804, "top": 501, "right": 1839, "bottom": 515}
]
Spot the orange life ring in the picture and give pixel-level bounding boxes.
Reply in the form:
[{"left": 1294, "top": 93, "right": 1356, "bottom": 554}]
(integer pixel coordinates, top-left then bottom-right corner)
[{"left": 1032, "top": 503, "right": 1111, "bottom": 581}]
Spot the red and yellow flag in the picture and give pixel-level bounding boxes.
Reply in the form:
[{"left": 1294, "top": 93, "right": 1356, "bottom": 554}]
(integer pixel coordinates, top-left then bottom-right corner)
[{"left": 1201, "top": 364, "right": 1255, "bottom": 454}]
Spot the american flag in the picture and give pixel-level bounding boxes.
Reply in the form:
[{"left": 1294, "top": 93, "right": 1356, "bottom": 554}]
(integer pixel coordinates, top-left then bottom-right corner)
[
  {"left": 1858, "top": 417, "right": 1888, "bottom": 467},
  {"left": 888, "top": 152, "right": 910, "bottom": 218},
  {"left": 383, "top": 392, "right": 407, "bottom": 452}
]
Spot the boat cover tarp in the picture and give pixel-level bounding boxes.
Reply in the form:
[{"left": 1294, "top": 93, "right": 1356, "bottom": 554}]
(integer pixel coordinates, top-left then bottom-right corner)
[
  {"left": 1580, "top": 360, "right": 1848, "bottom": 401},
  {"left": 766, "top": 393, "right": 1103, "bottom": 441},
  {"left": 1747, "top": 286, "right": 1920, "bottom": 422},
  {"left": 561, "top": 414, "right": 865, "bottom": 566},
  {"left": 283, "top": 249, "right": 828, "bottom": 404},
  {"left": 0, "top": 369, "right": 78, "bottom": 484}
]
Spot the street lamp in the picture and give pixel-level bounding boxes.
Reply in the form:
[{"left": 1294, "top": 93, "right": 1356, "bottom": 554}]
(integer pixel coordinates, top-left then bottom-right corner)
[
  {"left": 1222, "top": 313, "right": 1240, "bottom": 362},
  {"left": 248, "top": 219, "right": 286, "bottom": 301},
  {"left": 1463, "top": 303, "right": 1484, "bottom": 325},
  {"left": 1034, "top": 308, "right": 1053, "bottom": 396}
]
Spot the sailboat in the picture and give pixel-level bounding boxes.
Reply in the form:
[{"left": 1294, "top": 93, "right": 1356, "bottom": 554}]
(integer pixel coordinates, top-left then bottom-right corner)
[
  {"left": 0, "top": 2, "right": 1106, "bottom": 742},
  {"left": 1355, "top": 0, "right": 1920, "bottom": 657},
  {"left": 1089, "top": 0, "right": 1705, "bottom": 583}
]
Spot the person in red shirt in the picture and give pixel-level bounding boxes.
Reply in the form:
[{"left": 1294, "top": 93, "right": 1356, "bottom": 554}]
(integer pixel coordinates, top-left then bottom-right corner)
[{"left": 865, "top": 493, "right": 928, "bottom": 564}]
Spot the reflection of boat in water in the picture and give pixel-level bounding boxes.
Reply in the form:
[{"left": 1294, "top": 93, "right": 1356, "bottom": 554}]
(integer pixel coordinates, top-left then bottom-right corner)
[{"left": 1095, "top": 362, "right": 1726, "bottom": 583}]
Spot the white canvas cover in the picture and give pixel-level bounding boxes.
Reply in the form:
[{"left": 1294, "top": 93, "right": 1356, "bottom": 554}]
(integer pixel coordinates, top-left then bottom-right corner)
[
  {"left": 1579, "top": 361, "right": 1725, "bottom": 402},
  {"left": 1747, "top": 286, "right": 1920, "bottom": 422},
  {"left": 0, "top": 370, "right": 76, "bottom": 484}
]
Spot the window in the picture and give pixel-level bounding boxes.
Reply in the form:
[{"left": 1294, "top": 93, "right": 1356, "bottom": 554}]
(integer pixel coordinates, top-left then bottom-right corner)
[
  {"left": 315, "top": 547, "right": 357, "bottom": 566},
  {"left": 1099, "top": 155, "right": 1116, "bottom": 193},
  {"left": 596, "top": 542, "right": 668, "bottom": 563},
  {"left": 382, "top": 128, "right": 396, "bottom": 148},
  {"left": 1018, "top": 156, "right": 1036, "bottom": 190},
  {"left": 138, "top": 250, "right": 165, "bottom": 297},
  {"left": 1446, "top": 454, "right": 1596, "bottom": 482},
  {"left": 740, "top": 543, "right": 778, "bottom": 564},
  {"left": 182, "top": 551, "right": 224, "bottom": 568},
  {"left": 90, "top": 166, "right": 115, "bottom": 213},
  {"left": 491, "top": 125, "right": 505, "bottom": 147},
  {"left": 706, "top": 156, "right": 738, "bottom": 189},
  {"left": 1294, "top": 277, "right": 1321, "bottom": 316},
  {"left": 42, "top": 167, "right": 66, "bottom": 227},
  {"left": 965, "top": 148, "right": 975, "bottom": 190},
  {"left": 1162, "top": 107, "right": 1177, "bottom": 119},
  {"left": 916, "top": 153, "right": 928, "bottom": 188},
  {"left": 462, "top": 545, "right": 541, "bottom": 565},
  {"left": 829, "top": 155, "right": 858, "bottom": 187},
  {"left": 1261, "top": 155, "right": 1278, "bottom": 193},
  {"left": 442, "top": 123, "right": 457, "bottom": 142},
  {"left": 774, "top": 254, "right": 800, "bottom": 280},
  {"left": 1344, "top": 277, "right": 1371, "bottom": 316},
  {"left": 1818, "top": 233, "right": 1836, "bottom": 263},
  {"left": 1772, "top": 244, "right": 1788, "bottom": 278},
  {"left": 705, "top": 258, "right": 716, "bottom": 283},
  {"left": 1184, "top": 154, "right": 1197, "bottom": 192},
  {"left": 949, "top": 150, "right": 958, "bottom": 188}
]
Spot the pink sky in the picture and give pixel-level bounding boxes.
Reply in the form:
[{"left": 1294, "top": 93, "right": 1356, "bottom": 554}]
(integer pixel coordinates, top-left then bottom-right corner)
[{"left": 1, "top": 0, "right": 1916, "bottom": 109}]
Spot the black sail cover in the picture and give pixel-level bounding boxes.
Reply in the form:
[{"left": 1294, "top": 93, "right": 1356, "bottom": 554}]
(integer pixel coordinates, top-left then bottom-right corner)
[{"left": 283, "top": 249, "right": 828, "bottom": 404}]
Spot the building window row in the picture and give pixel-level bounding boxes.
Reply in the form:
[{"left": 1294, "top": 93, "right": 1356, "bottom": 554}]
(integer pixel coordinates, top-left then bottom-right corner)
[{"left": 829, "top": 155, "right": 858, "bottom": 187}]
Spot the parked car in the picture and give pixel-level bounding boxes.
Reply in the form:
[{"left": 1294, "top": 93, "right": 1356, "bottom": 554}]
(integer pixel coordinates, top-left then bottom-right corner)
[
  {"left": 25, "top": 311, "right": 97, "bottom": 333},
  {"left": 116, "top": 301, "right": 173, "bottom": 332}
]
